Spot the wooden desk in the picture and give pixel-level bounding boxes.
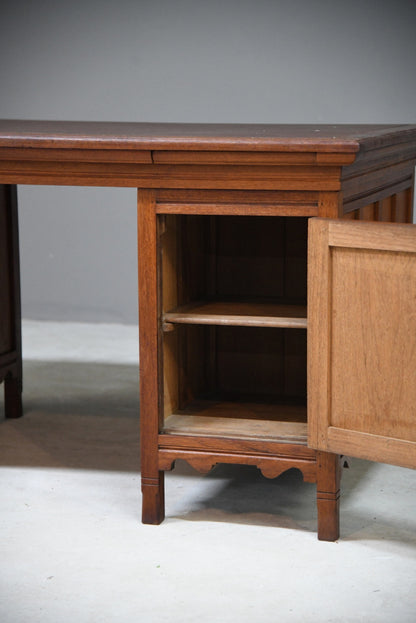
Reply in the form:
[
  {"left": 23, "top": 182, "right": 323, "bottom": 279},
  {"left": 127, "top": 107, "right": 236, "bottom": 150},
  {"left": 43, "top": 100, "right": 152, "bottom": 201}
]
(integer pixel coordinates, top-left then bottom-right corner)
[{"left": 1, "top": 121, "right": 416, "bottom": 540}]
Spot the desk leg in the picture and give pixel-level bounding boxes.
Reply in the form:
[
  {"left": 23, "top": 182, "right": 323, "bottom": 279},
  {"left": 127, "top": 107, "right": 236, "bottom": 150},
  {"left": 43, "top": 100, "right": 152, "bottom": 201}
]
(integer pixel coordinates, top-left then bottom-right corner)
[
  {"left": 0, "top": 185, "right": 23, "bottom": 419},
  {"left": 138, "top": 190, "right": 165, "bottom": 524},
  {"left": 316, "top": 451, "right": 341, "bottom": 541}
]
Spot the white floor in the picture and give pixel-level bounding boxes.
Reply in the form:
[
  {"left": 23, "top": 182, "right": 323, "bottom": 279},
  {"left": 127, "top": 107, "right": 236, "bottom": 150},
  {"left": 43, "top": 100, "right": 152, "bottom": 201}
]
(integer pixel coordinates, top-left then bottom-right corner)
[{"left": 1, "top": 320, "right": 416, "bottom": 623}]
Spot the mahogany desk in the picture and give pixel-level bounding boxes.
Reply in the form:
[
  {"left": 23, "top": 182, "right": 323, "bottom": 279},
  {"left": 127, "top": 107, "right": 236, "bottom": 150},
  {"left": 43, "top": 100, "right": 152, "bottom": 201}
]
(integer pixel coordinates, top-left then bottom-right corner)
[{"left": 1, "top": 121, "right": 416, "bottom": 541}]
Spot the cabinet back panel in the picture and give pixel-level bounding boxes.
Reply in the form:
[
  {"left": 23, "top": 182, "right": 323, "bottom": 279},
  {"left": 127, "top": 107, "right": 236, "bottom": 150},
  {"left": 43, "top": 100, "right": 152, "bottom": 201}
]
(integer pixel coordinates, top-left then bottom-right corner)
[
  {"left": 178, "top": 215, "right": 216, "bottom": 304},
  {"left": 162, "top": 215, "right": 309, "bottom": 305},
  {"left": 216, "top": 326, "right": 306, "bottom": 401},
  {"left": 171, "top": 325, "right": 307, "bottom": 406},
  {"left": 284, "top": 217, "right": 308, "bottom": 300},
  {"left": 216, "top": 216, "right": 285, "bottom": 299},
  {"left": 216, "top": 216, "right": 308, "bottom": 301},
  {"left": 177, "top": 325, "right": 215, "bottom": 407}
]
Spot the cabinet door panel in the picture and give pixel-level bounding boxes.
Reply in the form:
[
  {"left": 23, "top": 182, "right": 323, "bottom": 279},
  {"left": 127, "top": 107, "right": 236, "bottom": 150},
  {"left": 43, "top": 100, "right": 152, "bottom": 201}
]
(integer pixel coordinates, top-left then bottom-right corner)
[{"left": 308, "top": 218, "right": 416, "bottom": 469}]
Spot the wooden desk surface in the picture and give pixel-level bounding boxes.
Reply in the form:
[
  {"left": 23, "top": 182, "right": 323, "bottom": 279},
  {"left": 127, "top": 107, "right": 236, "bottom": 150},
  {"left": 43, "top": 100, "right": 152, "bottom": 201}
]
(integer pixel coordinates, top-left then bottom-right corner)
[
  {"left": 0, "top": 120, "right": 415, "bottom": 190},
  {"left": 0, "top": 120, "right": 415, "bottom": 152}
]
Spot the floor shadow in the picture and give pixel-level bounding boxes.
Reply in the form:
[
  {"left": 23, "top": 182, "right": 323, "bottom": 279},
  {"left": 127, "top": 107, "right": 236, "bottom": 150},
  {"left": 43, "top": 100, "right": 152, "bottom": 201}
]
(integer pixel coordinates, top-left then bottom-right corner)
[
  {"left": 19, "top": 360, "right": 140, "bottom": 418},
  {"left": 170, "top": 460, "right": 416, "bottom": 543},
  {"left": 0, "top": 359, "right": 387, "bottom": 536},
  {"left": 171, "top": 462, "right": 318, "bottom": 532},
  {"left": 0, "top": 360, "right": 141, "bottom": 472}
]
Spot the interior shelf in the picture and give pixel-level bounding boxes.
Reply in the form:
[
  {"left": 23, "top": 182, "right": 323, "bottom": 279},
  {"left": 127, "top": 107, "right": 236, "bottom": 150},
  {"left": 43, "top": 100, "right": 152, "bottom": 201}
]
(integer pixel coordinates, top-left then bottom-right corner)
[
  {"left": 162, "top": 400, "right": 308, "bottom": 444},
  {"left": 163, "top": 300, "right": 307, "bottom": 329}
]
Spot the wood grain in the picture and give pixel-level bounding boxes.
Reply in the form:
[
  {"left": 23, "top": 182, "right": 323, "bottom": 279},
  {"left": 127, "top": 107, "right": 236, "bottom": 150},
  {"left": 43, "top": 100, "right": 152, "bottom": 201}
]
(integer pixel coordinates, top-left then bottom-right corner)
[
  {"left": 307, "top": 219, "right": 331, "bottom": 450},
  {"left": 308, "top": 218, "right": 416, "bottom": 468},
  {"left": 163, "top": 409, "right": 307, "bottom": 444},
  {"left": 328, "top": 219, "right": 416, "bottom": 253},
  {"left": 0, "top": 161, "right": 340, "bottom": 190},
  {"left": 155, "top": 188, "right": 320, "bottom": 204},
  {"left": 331, "top": 245, "right": 416, "bottom": 440},
  {"left": 327, "top": 428, "right": 416, "bottom": 471},
  {"left": 158, "top": 448, "right": 317, "bottom": 482},
  {"left": 158, "top": 432, "right": 316, "bottom": 459},
  {"left": 3, "top": 120, "right": 414, "bottom": 151},
  {"left": 316, "top": 452, "right": 341, "bottom": 541},
  {"left": 156, "top": 202, "right": 318, "bottom": 217},
  {"left": 137, "top": 189, "right": 165, "bottom": 524}
]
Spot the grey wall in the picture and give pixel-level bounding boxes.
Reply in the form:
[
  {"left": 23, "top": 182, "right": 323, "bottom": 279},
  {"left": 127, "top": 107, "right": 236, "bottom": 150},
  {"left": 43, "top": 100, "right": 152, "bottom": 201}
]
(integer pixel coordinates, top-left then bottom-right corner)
[{"left": 1, "top": 0, "right": 415, "bottom": 323}]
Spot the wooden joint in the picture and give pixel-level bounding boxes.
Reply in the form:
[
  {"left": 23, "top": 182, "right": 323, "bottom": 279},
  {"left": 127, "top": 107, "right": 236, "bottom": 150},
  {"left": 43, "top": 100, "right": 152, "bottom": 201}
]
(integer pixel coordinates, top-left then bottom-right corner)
[
  {"left": 141, "top": 477, "right": 161, "bottom": 488},
  {"left": 158, "top": 214, "right": 167, "bottom": 235},
  {"left": 162, "top": 322, "right": 176, "bottom": 333},
  {"left": 317, "top": 490, "right": 341, "bottom": 501}
]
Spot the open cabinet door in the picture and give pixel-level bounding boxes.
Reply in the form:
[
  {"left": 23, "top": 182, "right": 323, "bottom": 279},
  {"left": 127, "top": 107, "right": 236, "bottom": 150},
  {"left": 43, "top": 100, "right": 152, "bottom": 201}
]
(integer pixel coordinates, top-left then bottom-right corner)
[{"left": 308, "top": 218, "right": 416, "bottom": 470}]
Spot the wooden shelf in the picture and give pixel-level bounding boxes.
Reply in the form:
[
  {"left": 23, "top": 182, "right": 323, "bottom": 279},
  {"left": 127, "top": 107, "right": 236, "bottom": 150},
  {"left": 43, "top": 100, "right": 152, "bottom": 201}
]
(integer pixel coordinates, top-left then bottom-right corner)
[
  {"left": 163, "top": 300, "right": 307, "bottom": 329},
  {"left": 163, "top": 400, "right": 308, "bottom": 444}
]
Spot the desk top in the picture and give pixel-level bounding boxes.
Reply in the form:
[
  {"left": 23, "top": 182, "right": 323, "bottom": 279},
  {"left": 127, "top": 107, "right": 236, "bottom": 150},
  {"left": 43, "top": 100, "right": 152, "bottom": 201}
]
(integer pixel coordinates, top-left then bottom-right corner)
[
  {"left": 0, "top": 120, "right": 415, "bottom": 153},
  {"left": 1, "top": 120, "right": 415, "bottom": 190}
]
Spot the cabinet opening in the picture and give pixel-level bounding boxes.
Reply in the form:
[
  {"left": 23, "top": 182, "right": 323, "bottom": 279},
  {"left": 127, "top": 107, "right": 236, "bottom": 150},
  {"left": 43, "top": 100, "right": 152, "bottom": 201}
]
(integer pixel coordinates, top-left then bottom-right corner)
[{"left": 159, "top": 214, "right": 308, "bottom": 442}]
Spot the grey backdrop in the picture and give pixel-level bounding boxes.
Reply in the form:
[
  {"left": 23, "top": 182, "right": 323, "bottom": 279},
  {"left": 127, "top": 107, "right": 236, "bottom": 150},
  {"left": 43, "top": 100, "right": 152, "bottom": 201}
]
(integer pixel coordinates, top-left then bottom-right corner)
[{"left": 1, "top": 0, "right": 415, "bottom": 324}]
